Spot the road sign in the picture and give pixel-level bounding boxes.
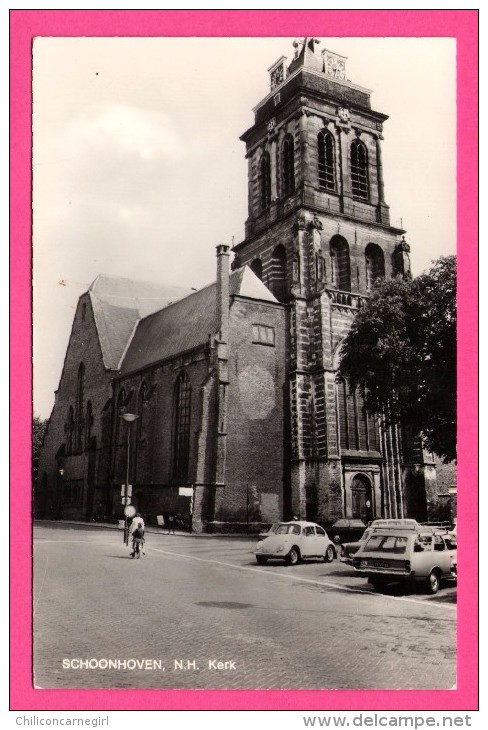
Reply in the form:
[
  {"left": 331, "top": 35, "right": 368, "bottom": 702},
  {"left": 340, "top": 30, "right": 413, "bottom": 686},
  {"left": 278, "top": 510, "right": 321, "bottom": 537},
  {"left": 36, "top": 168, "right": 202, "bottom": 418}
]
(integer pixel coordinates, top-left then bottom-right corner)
[
  {"left": 124, "top": 505, "right": 136, "bottom": 518},
  {"left": 121, "top": 497, "right": 131, "bottom": 506}
]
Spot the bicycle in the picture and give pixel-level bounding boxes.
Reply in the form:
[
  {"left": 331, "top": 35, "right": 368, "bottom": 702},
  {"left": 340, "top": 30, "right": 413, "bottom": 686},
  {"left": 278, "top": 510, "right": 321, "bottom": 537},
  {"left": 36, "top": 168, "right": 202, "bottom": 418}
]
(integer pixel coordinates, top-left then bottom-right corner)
[{"left": 130, "top": 537, "right": 145, "bottom": 559}]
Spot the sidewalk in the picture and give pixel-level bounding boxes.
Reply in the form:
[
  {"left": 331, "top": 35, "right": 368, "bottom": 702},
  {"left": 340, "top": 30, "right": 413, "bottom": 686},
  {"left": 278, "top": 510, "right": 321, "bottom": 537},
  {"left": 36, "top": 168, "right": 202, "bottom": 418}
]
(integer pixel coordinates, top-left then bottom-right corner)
[{"left": 34, "top": 519, "right": 259, "bottom": 539}]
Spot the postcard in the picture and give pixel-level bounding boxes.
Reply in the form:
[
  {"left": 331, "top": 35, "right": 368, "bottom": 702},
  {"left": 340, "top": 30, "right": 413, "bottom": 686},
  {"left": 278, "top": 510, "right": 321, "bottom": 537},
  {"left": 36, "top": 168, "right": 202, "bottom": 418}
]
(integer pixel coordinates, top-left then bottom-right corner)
[{"left": 11, "top": 9, "right": 478, "bottom": 714}]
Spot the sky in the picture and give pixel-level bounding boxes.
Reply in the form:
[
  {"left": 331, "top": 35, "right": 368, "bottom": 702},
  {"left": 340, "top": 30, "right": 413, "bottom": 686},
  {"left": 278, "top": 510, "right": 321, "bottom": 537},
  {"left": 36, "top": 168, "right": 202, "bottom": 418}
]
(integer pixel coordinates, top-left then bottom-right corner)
[{"left": 32, "top": 36, "right": 456, "bottom": 419}]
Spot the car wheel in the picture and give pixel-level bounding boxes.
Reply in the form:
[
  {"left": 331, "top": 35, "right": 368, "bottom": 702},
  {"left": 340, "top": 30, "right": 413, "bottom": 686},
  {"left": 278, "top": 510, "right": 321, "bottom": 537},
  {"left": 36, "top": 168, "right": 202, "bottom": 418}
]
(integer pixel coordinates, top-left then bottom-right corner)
[
  {"left": 324, "top": 545, "right": 335, "bottom": 563},
  {"left": 426, "top": 569, "right": 441, "bottom": 594},
  {"left": 287, "top": 547, "right": 300, "bottom": 566},
  {"left": 256, "top": 555, "right": 268, "bottom": 566},
  {"left": 333, "top": 535, "right": 341, "bottom": 544}
]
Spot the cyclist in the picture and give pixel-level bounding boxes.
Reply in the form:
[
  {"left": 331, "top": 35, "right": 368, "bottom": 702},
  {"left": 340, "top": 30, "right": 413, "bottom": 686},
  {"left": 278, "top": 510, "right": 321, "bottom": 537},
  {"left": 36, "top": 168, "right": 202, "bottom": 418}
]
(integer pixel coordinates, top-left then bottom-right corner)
[{"left": 130, "top": 522, "right": 145, "bottom": 559}]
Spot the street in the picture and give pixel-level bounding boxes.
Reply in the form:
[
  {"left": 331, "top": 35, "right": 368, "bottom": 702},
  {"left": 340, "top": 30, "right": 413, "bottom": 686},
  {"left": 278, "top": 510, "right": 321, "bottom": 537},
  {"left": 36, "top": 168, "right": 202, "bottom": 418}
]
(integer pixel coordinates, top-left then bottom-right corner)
[{"left": 33, "top": 523, "right": 456, "bottom": 690}]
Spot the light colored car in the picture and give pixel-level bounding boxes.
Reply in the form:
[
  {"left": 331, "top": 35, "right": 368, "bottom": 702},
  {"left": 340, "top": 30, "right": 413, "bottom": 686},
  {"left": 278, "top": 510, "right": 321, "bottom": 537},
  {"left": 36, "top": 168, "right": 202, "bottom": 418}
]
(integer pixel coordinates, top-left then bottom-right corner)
[
  {"left": 255, "top": 520, "right": 337, "bottom": 566},
  {"left": 352, "top": 525, "right": 457, "bottom": 594}
]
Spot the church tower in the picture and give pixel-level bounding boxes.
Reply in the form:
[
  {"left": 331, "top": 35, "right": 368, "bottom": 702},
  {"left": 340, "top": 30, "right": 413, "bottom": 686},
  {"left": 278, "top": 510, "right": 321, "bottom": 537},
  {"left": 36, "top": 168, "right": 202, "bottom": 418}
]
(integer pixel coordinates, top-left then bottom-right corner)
[{"left": 233, "top": 38, "right": 434, "bottom": 524}]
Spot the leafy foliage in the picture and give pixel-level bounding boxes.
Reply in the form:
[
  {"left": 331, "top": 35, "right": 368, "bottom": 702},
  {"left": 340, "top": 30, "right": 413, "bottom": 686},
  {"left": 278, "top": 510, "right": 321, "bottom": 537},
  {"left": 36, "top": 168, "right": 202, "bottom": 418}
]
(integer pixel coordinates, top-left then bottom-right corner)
[
  {"left": 339, "top": 256, "right": 456, "bottom": 462},
  {"left": 33, "top": 415, "right": 48, "bottom": 478}
]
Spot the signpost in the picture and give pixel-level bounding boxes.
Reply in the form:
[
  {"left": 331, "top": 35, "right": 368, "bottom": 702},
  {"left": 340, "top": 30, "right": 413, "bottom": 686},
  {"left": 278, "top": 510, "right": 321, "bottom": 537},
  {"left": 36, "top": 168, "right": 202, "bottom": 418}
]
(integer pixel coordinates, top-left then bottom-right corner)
[{"left": 120, "top": 411, "right": 139, "bottom": 545}]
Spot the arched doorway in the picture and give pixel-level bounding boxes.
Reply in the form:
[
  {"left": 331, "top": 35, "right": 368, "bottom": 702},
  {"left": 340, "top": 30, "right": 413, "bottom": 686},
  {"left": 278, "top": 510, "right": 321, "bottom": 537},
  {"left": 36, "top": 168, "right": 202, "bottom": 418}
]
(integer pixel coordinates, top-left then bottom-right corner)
[{"left": 350, "top": 474, "right": 374, "bottom": 522}]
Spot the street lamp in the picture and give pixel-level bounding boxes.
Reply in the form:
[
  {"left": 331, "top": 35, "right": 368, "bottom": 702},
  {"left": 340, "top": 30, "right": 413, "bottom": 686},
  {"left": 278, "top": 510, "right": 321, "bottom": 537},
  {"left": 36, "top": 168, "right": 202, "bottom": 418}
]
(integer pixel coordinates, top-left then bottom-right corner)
[{"left": 120, "top": 412, "right": 139, "bottom": 544}]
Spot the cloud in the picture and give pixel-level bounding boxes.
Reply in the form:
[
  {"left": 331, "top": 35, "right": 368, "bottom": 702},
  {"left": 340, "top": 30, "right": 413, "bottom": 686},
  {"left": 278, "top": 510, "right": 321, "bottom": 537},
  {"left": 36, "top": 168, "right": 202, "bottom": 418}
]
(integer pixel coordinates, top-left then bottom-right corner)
[{"left": 65, "top": 105, "right": 185, "bottom": 162}]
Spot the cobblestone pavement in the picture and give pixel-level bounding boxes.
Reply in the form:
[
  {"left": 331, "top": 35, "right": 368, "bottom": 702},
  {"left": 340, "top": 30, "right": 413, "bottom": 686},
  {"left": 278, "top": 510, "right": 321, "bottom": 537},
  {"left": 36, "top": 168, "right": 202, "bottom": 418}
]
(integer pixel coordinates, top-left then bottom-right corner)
[{"left": 33, "top": 523, "right": 456, "bottom": 690}]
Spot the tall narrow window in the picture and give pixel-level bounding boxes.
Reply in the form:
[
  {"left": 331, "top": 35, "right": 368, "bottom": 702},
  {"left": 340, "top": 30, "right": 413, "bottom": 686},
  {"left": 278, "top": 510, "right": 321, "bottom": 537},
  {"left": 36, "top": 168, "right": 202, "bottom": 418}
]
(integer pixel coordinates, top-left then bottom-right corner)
[
  {"left": 282, "top": 134, "right": 295, "bottom": 196},
  {"left": 337, "top": 378, "right": 379, "bottom": 452},
  {"left": 137, "top": 382, "right": 148, "bottom": 441},
  {"left": 115, "top": 389, "right": 126, "bottom": 448},
  {"left": 172, "top": 371, "right": 192, "bottom": 483},
  {"left": 85, "top": 400, "right": 93, "bottom": 449},
  {"left": 350, "top": 139, "right": 369, "bottom": 200},
  {"left": 259, "top": 152, "right": 271, "bottom": 210},
  {"left": 365, "top": 243, "right": 385, "bottom": 290},
  {"left": 318, "top": 130, "right": 336, "bottom": 191},
  {"left": 67, "top": 407, "right": 74, "bottom": 455},
  {"left": 75, "top": 363, "right": 85, "bottom": 451},
  {"left": 329, "top": 235, "right": 351, "bottom": 291},
  {"left": 269, "top": 244, "right": 287, "bottom": 302}
]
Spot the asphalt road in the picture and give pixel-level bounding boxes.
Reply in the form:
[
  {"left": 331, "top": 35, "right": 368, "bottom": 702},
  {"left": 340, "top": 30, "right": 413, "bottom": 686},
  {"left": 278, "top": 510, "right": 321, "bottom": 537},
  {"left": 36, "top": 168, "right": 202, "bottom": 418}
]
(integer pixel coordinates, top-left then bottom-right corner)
[{"left": 33, "top": 523, "right": 456, "bottom": 690}]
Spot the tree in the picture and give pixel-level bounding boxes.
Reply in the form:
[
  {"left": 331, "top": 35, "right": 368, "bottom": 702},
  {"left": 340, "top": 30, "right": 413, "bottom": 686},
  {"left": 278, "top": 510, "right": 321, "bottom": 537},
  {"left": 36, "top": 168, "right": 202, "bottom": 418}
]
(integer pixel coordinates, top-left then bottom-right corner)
[
  {"left": 33, "top": 415, "right": 48, "bottom": 480},
  {"left": 338, "top": 256, "right": 456, "bottom": 462}
]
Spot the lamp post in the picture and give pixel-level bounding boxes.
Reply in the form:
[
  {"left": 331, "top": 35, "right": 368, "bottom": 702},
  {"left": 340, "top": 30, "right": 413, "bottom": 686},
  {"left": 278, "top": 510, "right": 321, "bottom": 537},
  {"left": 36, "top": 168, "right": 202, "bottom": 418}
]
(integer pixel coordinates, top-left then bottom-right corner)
[{"left": 120, "top": 412, "right": 139, "bottom": 544}]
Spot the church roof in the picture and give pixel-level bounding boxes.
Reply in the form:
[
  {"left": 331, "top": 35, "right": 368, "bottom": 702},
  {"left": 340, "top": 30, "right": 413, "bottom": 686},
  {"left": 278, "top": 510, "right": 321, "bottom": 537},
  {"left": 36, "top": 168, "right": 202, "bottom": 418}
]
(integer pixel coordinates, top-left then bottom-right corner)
[
  {"left": 120, "top": 266, "right": 279, "bottom": 374},
  {"left": 88, "top": 275, "right": 192, "bottom": 370}
]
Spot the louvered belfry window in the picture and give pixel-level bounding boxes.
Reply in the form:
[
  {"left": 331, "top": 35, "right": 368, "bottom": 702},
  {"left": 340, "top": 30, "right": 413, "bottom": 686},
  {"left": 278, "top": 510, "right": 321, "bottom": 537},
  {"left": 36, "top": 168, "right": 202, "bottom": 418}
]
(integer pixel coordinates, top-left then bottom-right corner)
[
  {"left": 260, "top": 152, "right": 271, "bottom": 210},
  {"left": 172, "top": 371, "right": 192, "bottom": 483},
  {"left": 282, "top": 134, "right": 295, "bottom": 196},
  {"left": 318, "top": 130, "right": 336, "bottom": 191},
  {"left": 350, "top": 139, "right": 369, "bottom": 200}
]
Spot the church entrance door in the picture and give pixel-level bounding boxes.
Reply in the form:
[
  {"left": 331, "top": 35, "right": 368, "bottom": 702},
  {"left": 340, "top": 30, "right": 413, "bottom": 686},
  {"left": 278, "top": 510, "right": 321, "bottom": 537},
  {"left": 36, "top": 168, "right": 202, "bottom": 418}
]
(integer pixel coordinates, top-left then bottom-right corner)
[{"left": 350, "top": 474, "right": 374, "bottom": 522}]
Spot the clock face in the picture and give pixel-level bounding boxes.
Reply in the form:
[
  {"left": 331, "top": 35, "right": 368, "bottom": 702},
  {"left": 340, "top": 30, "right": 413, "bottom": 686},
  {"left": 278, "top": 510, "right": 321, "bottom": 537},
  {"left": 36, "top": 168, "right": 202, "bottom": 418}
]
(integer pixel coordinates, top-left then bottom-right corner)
[
  {"left": 271, "top": 64, "right": 284, "bottom": 90},
  {"left": 326, "top": 55, "right": 346, "bottom": 80}
]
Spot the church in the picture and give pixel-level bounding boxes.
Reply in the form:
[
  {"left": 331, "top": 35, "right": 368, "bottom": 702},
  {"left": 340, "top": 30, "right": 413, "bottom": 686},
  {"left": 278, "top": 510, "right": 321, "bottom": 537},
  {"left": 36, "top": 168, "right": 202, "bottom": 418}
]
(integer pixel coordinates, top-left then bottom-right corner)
[{"left": 36, "top": 39, "right": 444, "bottom": 532}]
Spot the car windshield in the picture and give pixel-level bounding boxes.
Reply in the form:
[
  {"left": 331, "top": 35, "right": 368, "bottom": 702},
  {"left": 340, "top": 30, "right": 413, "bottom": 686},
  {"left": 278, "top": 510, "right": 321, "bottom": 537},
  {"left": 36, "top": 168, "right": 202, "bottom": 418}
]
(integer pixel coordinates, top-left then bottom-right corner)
[
  {"left": 274, "top": 524, "right": 301, "bottom": 535},
  {"left": 363, "top": 534, "right": 408, "bottom": 554}
]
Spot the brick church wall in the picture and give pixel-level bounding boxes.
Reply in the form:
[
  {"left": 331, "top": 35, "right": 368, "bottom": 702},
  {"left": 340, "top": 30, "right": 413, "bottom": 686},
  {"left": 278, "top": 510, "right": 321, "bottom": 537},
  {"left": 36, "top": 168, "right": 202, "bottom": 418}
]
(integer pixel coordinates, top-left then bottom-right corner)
[
  {"left": 221, "top": 297, "right": 287, "bottom": 529},
  {"left": 37, "top": 293, "right": 115, "bottom": 521}
]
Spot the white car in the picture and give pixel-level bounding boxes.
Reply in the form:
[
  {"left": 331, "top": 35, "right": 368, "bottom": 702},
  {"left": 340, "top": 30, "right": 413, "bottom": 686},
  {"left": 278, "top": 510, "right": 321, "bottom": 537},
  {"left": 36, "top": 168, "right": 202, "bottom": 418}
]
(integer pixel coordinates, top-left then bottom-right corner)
[{"left": 254, "top": 520, "right": 337, "bottom": 566}]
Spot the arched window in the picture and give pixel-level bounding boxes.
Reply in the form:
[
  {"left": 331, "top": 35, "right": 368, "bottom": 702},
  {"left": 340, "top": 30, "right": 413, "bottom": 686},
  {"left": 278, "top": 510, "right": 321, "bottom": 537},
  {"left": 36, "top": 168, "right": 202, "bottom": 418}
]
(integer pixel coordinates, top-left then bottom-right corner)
[
  {"left": 269, "top": 244, "right": 287, "bottom": 302},
  {"left": 250, "top": 258, "right": 263, "bottom": 280},
  {"left": 137, "top": 382, "right": 148, "bottom": 441},
  {"left": 350, "top": 139, "right": 369, "bottom": 200},
  {"left": 67, "top": 407, "right": 74, "bottom": 455},
  {"left": 75, "top": 363, "right": 85, "bottom": 451},
  {"left": 365, "top": 243, "right": 385, "bottom": 290},
  {"left": 318, "top": 130, "right": 336, "bottom": 191},
  {"left": 85, "top": 400, "right": 93, "bottom": 450},
  {"left": 172, "top": 371, "right": 192, "bottom": 484},
  {"left": 259, "top": 152, "right": 271, "bottom": 210},
  {"left": 329, "top": 235, "right": 351, "bottom": 291},
  {"left": 337, "top": 378, "right": 379, "bottom": 452},
  {"left": 282, "top": 134, "right": 295, "bottom": 196}
]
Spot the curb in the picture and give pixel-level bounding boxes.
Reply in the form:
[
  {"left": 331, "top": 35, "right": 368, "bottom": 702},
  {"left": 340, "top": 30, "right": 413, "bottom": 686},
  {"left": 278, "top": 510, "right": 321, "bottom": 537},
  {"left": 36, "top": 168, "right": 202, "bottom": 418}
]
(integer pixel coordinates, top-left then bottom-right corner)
[{"left": 34, "top": 520, "right": 259, "bottom": 540}]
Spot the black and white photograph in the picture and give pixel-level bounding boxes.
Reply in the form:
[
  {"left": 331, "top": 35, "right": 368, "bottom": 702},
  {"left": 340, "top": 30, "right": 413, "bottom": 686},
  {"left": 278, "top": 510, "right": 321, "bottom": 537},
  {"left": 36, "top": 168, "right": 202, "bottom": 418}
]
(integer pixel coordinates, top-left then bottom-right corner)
[{"left": 32, "top": 35, "right": 458, "bottom": 692}]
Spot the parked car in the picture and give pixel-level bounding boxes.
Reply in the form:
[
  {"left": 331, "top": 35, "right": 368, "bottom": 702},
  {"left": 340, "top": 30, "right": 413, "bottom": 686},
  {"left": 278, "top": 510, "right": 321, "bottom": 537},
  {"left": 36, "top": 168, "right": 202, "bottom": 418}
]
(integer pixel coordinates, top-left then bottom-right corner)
[
  {"left": 255, "top": 521, "right": 337, "bottom": 566},
  {"left": 340, "top": 527, "right": 375, "bottom": 564},
  {"left": 352, "top": 525, "right": 457, "bottom": 594},
  {"left": 326, "top": 518, "right": 367, "bottom": 544}
]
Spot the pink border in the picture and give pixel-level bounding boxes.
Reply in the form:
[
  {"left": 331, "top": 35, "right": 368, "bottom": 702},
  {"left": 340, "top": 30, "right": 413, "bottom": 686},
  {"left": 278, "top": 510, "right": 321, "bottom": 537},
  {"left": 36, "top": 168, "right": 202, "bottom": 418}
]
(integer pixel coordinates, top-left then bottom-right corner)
[{"left": 11, "top": 10, "right": 478, "bottom": 711}]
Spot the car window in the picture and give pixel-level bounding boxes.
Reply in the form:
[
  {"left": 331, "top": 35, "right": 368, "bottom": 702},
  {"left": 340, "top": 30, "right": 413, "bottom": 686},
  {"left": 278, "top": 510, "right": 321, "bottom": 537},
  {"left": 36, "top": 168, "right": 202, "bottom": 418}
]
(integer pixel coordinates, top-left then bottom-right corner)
[
  {"left": 303, "top": 526, "right": 315, "bottom": 536},
  {"left": 434, "top": 535, "right": 446, "bottom": 551},
  {"left": 333, "top": 520, "right": 348, "bottom": 528},
  {"left": 363, "top": 534, "right": 408, "bottom": 554},
  {"left": 418, "top": 535, "right": 433, "bottom": 550},
  {"left": 315, "top": 526, "right": 326, "bottom": 536},
  {"left": 444, "top": 536, "right": 457, "bottom": 549},
  {"left": 274, "top": 524, "right": 301, "bottom": 535}
]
